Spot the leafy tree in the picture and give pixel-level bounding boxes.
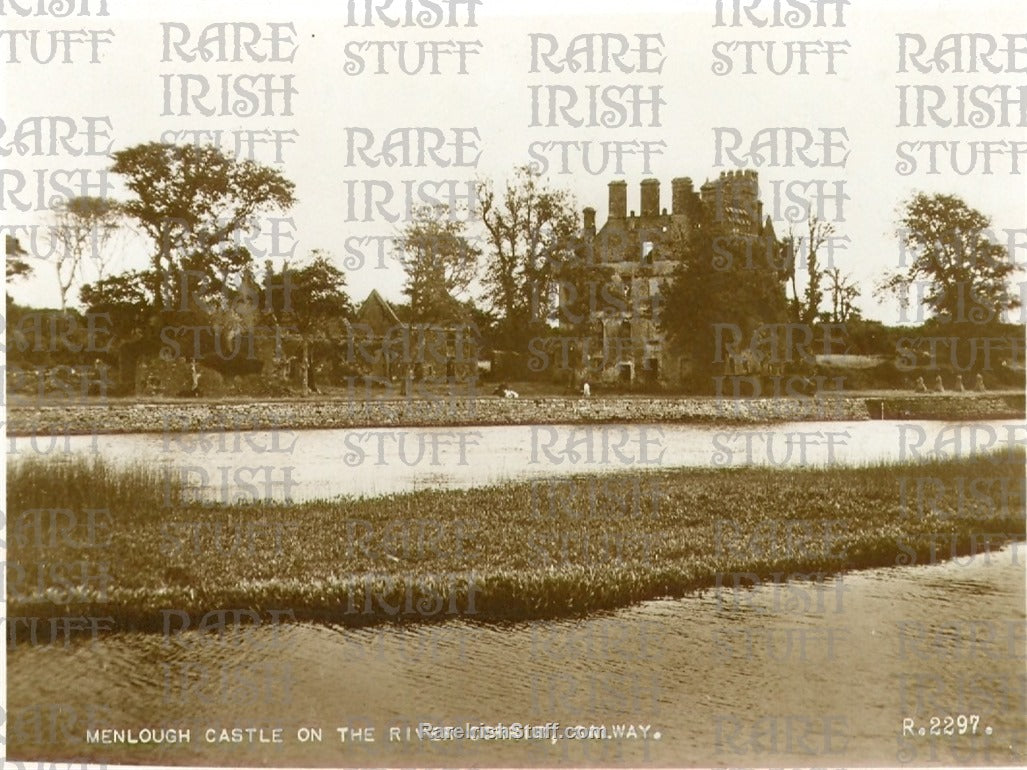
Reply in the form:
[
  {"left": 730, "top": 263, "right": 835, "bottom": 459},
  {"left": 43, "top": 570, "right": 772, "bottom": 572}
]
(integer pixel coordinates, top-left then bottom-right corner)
[
  {"left": 661, "top": 209, "right": 791, "bottom": 388},
  {"left": 265, "top": 250, "right": 353, "bottom": 395},
  {"left": 477, "top": 165, "right": 580, "bottom": 349},
  {"left": 877, "top": 192, "right": 1019, "bottom": 324},
  {"left": 6, "top": 235, "right": 32, "bottom": 281},
  {"left": 79, "top": 270, "right": 154, "bottom": 345},
  {"left": 48, "top": 195, "right": 124, "bottom": 310},
  {"left": 842, "top": 318, "right": 894, "bottom": 356},
  {"left": 396, "top": 204, "right": 479, "bottom": 324},
  {"left": 111, "top": 142, "right": 296, "bottom": 312}
]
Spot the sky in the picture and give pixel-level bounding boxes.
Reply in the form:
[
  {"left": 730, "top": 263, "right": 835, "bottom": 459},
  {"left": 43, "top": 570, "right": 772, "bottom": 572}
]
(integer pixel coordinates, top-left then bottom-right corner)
[{"left": 3, "top": 0, "right": 1025, "bottom": 324}]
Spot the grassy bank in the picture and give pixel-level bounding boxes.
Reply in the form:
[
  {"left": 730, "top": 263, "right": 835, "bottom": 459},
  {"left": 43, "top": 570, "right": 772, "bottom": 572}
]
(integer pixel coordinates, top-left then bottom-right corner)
[{"left": 6, "top": 452, "right": 1025, "bottom": 632}]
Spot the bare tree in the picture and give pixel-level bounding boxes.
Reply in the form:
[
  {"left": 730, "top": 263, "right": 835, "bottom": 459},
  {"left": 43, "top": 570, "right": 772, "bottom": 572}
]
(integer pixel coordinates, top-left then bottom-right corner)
[
  {"left": 825, "top": 267, "right": 861, "bottom": 324},
  {"left": 789, "top": 209, "right": 835, "bottom": 324},
  {"left": 48, "top": 196, "right": 123, "bottom": 310}
]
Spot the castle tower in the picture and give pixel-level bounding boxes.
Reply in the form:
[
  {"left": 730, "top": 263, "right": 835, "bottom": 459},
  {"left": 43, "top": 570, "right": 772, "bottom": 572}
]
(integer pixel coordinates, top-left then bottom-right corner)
[{"left": 701, "top": 170, "right": 761, "bottom": 233}]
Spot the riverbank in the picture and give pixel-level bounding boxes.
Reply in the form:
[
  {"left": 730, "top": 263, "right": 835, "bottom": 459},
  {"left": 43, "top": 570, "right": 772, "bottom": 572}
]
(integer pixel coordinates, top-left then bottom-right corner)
[
  {"left": 6, "top": 452, "right": 1024, "bottom": 633},
  {"left": 5, "top": 391, "right": 1024, "bottom": 435}
]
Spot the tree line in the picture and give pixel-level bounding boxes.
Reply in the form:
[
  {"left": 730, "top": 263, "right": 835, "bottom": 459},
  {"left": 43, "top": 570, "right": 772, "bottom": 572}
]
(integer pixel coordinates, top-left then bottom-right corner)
[{"left": 6, "top": 140, "right": 1022, "bottom": 394}]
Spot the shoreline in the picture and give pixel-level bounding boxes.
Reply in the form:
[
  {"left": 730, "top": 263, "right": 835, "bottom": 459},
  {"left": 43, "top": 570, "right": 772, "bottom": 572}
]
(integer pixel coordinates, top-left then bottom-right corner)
[
  {"left": 5, "top": 392, "right": 1024, "bottom": 436},
  {"left": 8, "top": 534, "right": 1024, "bottom": 637}
]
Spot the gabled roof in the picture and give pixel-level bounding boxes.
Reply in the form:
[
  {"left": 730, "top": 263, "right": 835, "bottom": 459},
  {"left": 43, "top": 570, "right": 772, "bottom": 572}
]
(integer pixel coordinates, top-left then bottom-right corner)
[{"left": 357, "top": 289, "right": 402, "bottom": 326}]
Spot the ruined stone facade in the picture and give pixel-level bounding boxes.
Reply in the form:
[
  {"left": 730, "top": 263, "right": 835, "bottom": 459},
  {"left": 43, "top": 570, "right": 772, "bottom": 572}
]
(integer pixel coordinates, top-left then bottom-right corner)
[{"left": 575, "top": 170, "right": 780, "bottom": 387}]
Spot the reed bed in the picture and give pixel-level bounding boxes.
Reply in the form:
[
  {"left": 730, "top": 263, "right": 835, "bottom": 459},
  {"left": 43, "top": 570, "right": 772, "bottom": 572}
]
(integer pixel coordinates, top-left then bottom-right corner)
[{"left": 6, "top": 450, "right": 1024, "bottom": 632}]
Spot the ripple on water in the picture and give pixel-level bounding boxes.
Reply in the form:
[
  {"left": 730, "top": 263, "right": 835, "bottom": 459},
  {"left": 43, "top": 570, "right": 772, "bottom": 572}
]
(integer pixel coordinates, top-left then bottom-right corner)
[{"left": 5, "top": 548, "right": 1024, "bottom": 766}]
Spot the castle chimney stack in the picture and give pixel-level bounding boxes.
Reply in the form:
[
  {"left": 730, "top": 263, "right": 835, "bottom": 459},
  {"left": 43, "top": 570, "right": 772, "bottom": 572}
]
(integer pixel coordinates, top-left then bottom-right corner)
[
  {"left": 640, "top": 179, "right": 660, "bottom": 218},
  {"left": 608, "top": 180, "right": 627, "bottom": 220},
  {"left": 672, "top": 177, "right": 693, "bottom": 215},
  {"left": 583, "top": 206, "right": 597, "bottom": 237}
]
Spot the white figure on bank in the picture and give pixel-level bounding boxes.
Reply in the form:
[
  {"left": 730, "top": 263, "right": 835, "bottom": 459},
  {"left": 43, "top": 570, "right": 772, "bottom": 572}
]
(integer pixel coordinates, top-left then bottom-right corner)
[{"left": 582, "top": 381, "right": 591, "bottom": 398}]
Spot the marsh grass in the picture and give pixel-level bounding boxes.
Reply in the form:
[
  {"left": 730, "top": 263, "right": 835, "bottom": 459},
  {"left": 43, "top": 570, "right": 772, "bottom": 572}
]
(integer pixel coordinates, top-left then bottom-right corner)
[
  {"left": 7, "top": 455, "right": 179, "bottom": 513},
  {"left": 6, "top": 450, "right": 1024, "bottom": 632}
]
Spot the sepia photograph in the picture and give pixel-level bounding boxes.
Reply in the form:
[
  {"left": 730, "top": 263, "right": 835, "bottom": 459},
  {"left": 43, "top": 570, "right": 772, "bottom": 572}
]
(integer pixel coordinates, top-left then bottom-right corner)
[{"left": 2, "top": 0, "right": 1025, "bottom": 767}]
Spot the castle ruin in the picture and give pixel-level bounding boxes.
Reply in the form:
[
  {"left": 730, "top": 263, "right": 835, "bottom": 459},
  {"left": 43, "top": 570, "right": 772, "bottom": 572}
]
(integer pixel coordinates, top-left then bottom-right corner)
[{"left": 573, "top": 170, "right": 782, "bottom": 386}]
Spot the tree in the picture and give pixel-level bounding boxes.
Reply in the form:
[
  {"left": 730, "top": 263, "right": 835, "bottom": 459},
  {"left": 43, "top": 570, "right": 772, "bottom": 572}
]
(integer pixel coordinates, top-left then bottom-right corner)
[
  {"left": 111, "top": 142, "right": 296, "bottom": 312},
  {"left": 825, "top": 267, "right": 861, "bottom": 324},
  {"left": 79, "top": 269, "right": 168, "bottom": 391},
  {"left": 877, "top": 193, "right": 1019, "bottom": 324},
  {"left": 79, "top": 270, "right": 155, "bottom": 345},
  {"left": 789, "top": 210, "right": 834, "bottom": 325},
  {"left": 48, "top": 195, "right": 124, "bottom": 310},
  {"left": 661, "top": 209, "right": 791, "bottom": 388},
  {"left": 266, "top": 250, "right": 353, "bottom": 395},
  {"left": 6, "top": 235, "right": 32, "bottom": 282},
  {"left": 477, "top": 165, "right": 580, "bottom": 349},
  {"left": 396, "top": 204, "right": 479, "bottom": 324},
  {"left": 79, "top": 270, "right": 156, "bottom": 387}
]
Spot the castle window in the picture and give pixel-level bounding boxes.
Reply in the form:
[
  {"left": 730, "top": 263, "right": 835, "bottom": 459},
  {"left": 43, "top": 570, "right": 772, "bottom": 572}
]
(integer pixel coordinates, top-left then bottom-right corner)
[{"left": 642, "top": 241, "right": 654, "bottom": 264}]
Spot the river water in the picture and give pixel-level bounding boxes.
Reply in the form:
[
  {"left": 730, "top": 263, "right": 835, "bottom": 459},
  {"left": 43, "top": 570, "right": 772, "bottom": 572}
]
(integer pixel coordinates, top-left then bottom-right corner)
[
  {"left": 6, "top": 547, "right": 1025, "bottom": 766},
  {"left": 10, "top": 419, "right": 1024, "bottom": 501},
  {"left": 6, "top": 419, "right": 1025, "bottom": 765}
]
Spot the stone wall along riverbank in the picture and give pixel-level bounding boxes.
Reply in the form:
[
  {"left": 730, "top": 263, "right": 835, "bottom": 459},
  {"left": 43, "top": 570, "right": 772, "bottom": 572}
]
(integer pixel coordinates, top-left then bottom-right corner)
[
  {"left": 864, "top": 393, "right": 1024, "bottom": 421},
  {"left": 4, "top": 393, "right": 1023, "bottom": 437},
  {"left": 7, "top": 396, "right": 873, "bottom": 436}
]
